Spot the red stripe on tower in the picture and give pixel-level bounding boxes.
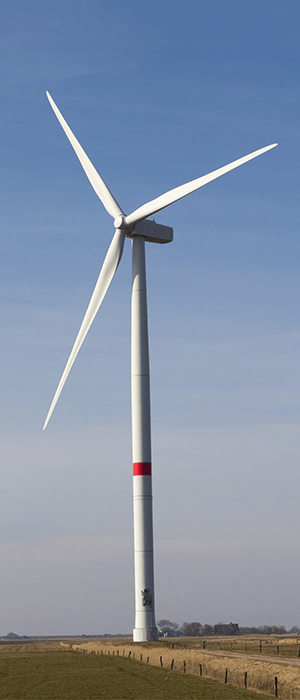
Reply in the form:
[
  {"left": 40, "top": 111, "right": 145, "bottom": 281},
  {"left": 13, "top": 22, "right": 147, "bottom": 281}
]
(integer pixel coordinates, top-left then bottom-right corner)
[{"left": 133, "top": 462, "right": 152, "bottom": 476}]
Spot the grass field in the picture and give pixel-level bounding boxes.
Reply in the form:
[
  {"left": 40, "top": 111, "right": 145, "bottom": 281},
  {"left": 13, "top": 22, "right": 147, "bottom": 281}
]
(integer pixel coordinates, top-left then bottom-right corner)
[
  {"left": 158, "top": 637, "right": 300, "bottom": 659},
  {"left": 0, "top": 648, "right": 273, "bottom": 700},
  {"left": 74, "top": 637, "right": 300, "bottom": 698}
]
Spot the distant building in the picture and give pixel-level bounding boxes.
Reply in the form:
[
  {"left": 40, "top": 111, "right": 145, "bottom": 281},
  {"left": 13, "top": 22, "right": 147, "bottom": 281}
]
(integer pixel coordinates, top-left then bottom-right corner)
[{"left": 213, "top": 622, "right": 239, "bottom": 636}]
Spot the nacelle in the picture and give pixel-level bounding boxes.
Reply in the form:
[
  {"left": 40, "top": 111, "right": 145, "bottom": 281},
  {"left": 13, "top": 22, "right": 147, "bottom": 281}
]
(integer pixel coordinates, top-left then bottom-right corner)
[{"left": 128, "top": 219, "right": 173, "bottom": 244}]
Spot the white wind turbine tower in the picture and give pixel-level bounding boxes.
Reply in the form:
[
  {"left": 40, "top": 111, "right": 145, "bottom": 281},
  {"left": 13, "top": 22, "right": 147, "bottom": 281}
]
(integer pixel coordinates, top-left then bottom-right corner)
[{"left": 44, "top": 92, "right": 277, "bottom": 642}]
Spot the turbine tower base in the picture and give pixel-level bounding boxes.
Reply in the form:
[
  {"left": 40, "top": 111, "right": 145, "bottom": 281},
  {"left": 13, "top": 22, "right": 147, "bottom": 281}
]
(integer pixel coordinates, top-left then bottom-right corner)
[{"left": 133, "top": 626, "right": 158, "bottom": 642}]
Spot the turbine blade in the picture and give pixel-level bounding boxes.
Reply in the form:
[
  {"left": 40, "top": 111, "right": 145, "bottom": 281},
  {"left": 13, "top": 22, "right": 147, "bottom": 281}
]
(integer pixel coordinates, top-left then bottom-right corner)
[
  {"left": 46, "top": 92, "right": 124, "bottom": 220},
  {"left": 125, "top": 143, "right": 278, "bottom": 226},
  {"left": 43, "top": 229, "right": 125, "bottom": 430}
]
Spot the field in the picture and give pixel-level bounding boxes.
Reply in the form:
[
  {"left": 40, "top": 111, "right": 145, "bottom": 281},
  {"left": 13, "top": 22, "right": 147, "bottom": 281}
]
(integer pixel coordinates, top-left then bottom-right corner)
[
  {"left": 0, "top": 642, "right": 273, "bottom": 700},
  {"left": 169, "top": 637, "right": 300, "bottom": 659},
  {"left": 71, "top": 637, "right": 300, "bottom": 699}
]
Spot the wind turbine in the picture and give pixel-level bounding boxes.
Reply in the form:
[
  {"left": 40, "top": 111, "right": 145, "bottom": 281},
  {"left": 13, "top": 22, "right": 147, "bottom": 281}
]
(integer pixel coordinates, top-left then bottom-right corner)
[{"left": 43, "top": 91, "right": 277, "bottom": 642}]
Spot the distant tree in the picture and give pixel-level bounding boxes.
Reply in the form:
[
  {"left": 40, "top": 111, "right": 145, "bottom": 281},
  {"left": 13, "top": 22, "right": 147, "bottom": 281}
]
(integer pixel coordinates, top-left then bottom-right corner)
[
  {"left": 157, "top": 620, "right": 179, "bottom": 637},
  {"left": 241, "top": 625, "right": 290, "bottom": 635},
  {"left": 258, "top": 625, "right": 286, "bottom": 635},
  {"left": 273, "top": 626, "right": 287, "bottom": 635},
  {"left": 181, "top": 622, "right": 203, "bottom": 637},
  {"left": 202, "top": 624, "right": 213, "bottom": 636}
]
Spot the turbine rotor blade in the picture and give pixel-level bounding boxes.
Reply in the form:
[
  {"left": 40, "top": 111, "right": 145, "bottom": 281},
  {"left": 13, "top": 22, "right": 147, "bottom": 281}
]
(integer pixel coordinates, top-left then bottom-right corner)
[
  {"left": 125, "top": 143, "right": 278, "bottom": 226},
  {"left": 46, "top": 92, "right": 124, "bottom": 220},
  {"left": 43, "top": 229, "right": 125, "bottom": 429}
]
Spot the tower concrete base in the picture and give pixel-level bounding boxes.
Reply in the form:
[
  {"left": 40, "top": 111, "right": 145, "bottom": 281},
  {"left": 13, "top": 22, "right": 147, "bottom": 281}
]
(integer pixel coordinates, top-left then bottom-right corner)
[{"left": 133, "top": 627, "right": 158, "bottom": 642}]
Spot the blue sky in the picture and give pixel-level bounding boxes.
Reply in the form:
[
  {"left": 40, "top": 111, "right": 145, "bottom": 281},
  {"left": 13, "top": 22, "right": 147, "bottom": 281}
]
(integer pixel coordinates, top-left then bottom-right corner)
[{"left": 0, "top": 0, "right": 299, "bottom": 635}]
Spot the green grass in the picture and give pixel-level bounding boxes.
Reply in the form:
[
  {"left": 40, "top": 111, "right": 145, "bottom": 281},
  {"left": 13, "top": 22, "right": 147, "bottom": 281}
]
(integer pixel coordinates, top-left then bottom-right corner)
[{"left": 0, "top": 650, "right": 273, "bottom": 699}]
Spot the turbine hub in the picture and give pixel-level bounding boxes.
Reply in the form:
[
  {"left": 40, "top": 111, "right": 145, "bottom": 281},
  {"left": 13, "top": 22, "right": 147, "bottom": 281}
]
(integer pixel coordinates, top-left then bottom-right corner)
[{"left": 114, "top": 215, "right": 127, "bottom": 230}]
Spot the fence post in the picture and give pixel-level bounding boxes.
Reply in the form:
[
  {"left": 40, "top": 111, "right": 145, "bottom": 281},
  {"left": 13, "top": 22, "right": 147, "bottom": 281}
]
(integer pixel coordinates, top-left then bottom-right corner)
[
  {"left": 183, "top": 660, "right": 186, "bottom": 673},
  {"left": 171, "top": 659, "right": 174, "bottom": 669},
  {"left": 275, "top": 676, "right": 278, "bottom": 697},
  {"left": 260, "top": 642, "right": 262, "bottom": 653},
  {"left": 160, "top": 656, "right": 163, "bottom": 667},
  {"left": 277, "top": 645, "right": 279, "bottom": 656},
  {"left": 244, "top": 671, "right": 247, "bottom": 688},
  {"left": 147, "top": 656, "right": 149, "bottom": 663},
  {"left": 117, "top": 650, "right": 119, "bottom": 656},
  {"left": 225, "top": 668, "right": 228, "bottom": 684},
  {"left": 203, "top": 640, "right": 206, "bottom": 649},
  {"left": 128, "top": 651, "right": 131, "bottom": 658},
  {"left": 199, "top": 663, "right": 202, "bottom": 676}
]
